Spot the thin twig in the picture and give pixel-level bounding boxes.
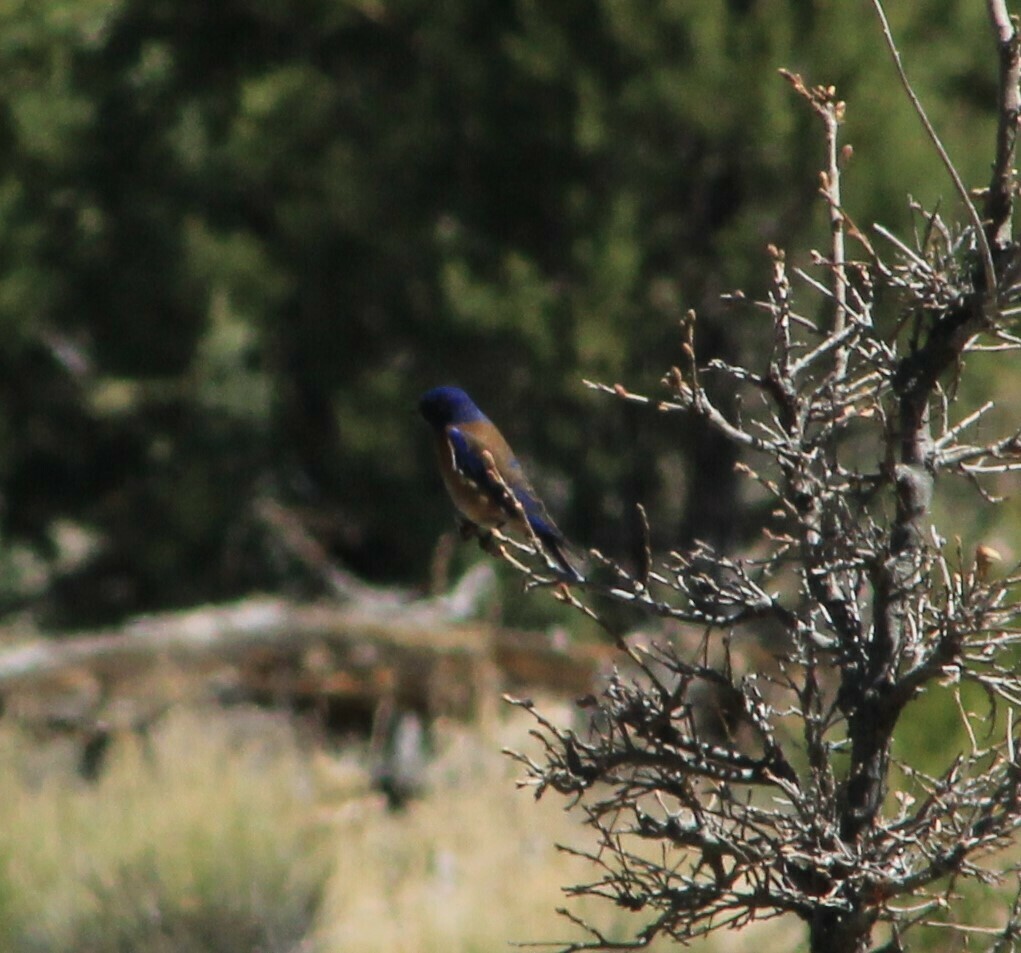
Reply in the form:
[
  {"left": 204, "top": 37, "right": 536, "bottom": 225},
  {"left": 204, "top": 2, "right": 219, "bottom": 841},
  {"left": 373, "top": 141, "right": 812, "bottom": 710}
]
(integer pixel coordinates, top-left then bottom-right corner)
[{"left": 871, "top": 0, "right": 996, "bottom": 294}]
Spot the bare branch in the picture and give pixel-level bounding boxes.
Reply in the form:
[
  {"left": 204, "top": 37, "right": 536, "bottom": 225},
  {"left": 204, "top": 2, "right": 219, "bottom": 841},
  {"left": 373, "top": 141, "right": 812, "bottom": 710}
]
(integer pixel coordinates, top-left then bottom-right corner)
[
  {"left": 985, "top": 0, "right": 1021, "bottom": 252},
  {"left": 503, "top": 14, "right": 1021, "bottom": 953},
  {"left": 779, "top": 71, "right": 852, "bottom": 375},
  {"left": 871, "top": 0, "right": 996, "bottom": 295}
]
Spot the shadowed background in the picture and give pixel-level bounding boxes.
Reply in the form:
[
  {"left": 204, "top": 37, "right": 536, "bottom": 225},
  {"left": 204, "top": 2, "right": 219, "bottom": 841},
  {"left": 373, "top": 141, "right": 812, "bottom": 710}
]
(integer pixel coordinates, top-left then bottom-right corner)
[{"left": 0, "top": 0, "right": 1002, "bottom": 625}]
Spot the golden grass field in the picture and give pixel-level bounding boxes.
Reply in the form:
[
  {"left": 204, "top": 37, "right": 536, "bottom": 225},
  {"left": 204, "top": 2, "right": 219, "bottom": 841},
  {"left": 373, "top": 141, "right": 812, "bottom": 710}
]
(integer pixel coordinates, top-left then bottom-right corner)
[{"left": 0, "top": 698, "right": 804, "bottom": 953}]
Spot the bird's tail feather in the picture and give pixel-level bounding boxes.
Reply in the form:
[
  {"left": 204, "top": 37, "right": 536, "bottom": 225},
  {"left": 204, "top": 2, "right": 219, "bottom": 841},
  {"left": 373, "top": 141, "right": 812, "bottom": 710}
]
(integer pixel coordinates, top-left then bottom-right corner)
[{"left": 541, "top": 533, "right": 584, "bottom": 583}]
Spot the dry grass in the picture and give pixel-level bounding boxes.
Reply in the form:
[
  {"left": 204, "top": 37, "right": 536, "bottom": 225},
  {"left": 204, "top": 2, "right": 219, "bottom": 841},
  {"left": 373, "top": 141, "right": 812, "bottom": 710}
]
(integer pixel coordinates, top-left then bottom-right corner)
[
  {"left": 316, "top": 714, "right": 632, "bottom": 952},
  {"left": 0, "top": 706, "right": 325, "bottom": 953},
  {"left": 313, "top": 707, "right": 804, "bottom": 953},
  {"left": 0, "top": 700, "right": 804, "bottom": 953}
]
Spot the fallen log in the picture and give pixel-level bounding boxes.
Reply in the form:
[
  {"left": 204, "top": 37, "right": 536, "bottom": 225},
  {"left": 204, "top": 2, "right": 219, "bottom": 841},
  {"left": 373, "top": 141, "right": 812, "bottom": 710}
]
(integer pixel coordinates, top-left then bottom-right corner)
[{"left": 0, "top": 565, "right": 612, "bottom": 727}]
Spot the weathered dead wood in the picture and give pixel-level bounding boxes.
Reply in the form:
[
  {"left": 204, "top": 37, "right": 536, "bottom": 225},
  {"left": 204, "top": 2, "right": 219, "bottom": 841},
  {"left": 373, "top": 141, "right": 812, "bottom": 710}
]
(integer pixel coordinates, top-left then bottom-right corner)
[{"left": 0, "top": 565, "right": 611, "bottom": 728}]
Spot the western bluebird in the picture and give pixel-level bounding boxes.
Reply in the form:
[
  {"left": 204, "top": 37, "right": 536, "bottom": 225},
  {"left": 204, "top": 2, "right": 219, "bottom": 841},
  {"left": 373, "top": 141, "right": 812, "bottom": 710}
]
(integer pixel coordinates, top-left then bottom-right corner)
[{"left": 419, "top": 386, "right": 581, "bottom": 581}]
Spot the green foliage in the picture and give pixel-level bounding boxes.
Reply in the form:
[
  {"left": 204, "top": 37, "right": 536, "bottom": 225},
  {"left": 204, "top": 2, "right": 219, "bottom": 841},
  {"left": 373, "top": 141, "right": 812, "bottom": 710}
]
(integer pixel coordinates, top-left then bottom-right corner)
[{"left": 0, "top": 0, "right": 1005, "bottom": 620}]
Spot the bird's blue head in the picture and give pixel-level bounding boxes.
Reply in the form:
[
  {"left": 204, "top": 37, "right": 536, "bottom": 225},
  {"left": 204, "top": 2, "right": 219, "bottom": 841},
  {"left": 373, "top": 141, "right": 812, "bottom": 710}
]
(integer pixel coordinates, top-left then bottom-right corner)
[{"left": 418, "top": 386, "right": 488, "bottom": 429}]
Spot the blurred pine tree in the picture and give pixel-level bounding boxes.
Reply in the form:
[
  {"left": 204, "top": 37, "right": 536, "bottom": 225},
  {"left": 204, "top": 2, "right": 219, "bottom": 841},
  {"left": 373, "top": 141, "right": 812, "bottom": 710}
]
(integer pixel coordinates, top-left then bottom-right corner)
[{"left": 0, "top": 0, "right": 1000, "bottom": 621}]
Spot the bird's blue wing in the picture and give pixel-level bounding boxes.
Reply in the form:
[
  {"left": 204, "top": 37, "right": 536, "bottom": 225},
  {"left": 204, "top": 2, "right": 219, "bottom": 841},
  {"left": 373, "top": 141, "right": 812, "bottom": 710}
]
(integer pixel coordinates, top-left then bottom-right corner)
[
  {"left": 451, "top": 427, "right": 563, "bottom": 537},
  {"left": 447, "top": 425, "right": 579, "bottom": 579},
  {"left": 446, "top": 426, "right": 548, "bottom": 525},
  {"left": 446, "top": 426, "right": 506, "bottom": 500}
]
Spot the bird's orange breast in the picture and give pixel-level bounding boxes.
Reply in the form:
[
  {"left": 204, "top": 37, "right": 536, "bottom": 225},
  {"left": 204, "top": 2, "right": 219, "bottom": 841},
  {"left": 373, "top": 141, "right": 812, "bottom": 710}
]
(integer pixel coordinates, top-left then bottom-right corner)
[{"left": 433, "top": 435, "right": 508, "bottom": 529}]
